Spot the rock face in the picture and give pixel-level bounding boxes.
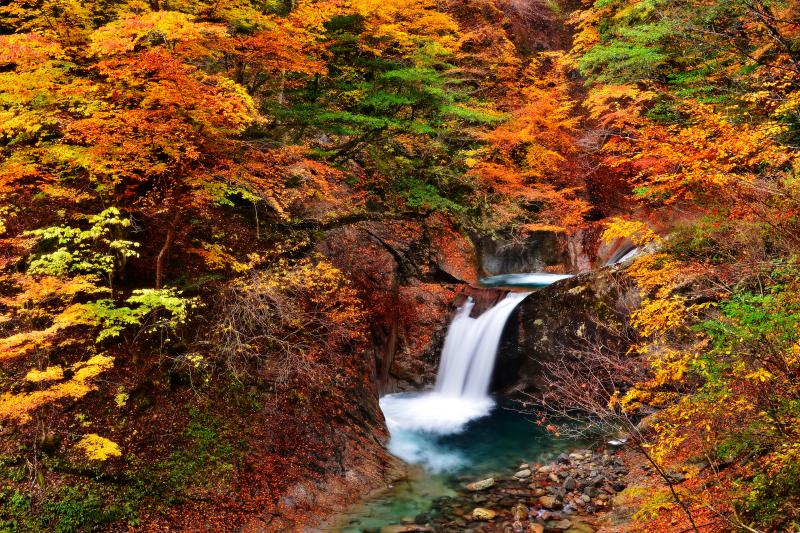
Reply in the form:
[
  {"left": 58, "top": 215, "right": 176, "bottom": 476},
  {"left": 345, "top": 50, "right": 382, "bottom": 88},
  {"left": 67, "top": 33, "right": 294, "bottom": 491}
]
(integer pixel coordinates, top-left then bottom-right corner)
[
  {"left": 493, "top": 267, "right": 639, "bottom": 394},
  {"left": 476, "top": 231, "right": 571, "bottom": 276},
  {"left": 315, "top": 213, "right": 479, "bottom": 394}
]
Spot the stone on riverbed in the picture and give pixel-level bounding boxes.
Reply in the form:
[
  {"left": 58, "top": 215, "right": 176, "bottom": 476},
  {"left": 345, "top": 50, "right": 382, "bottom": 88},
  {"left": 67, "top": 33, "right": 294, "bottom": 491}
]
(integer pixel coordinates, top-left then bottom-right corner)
[
  {"left": 466, "top": 478, "right": 495, "bottom": 491},
  {"left": 512, "top": 503, "right": 528, "bottom": 521},
  {"left": 472, "top": 507, "right": 498, "bottom": 520},
  {"left": 538, "top": 495, "right": 559, "bottom": 509},
  {"left": 379, "top": 525, "right": 432, "bottom": 533},
  {"left": 514, "top": 468, "right": 532, "bottom": 479},
  {"left": 546, "top": 518, "right": 572, "bottom": 530}
]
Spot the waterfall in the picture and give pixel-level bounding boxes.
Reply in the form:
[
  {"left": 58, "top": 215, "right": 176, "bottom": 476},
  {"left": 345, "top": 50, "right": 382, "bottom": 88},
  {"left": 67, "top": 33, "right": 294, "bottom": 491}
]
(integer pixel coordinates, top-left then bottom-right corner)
[
  {"left": 379, "top": 291, "right": 532, "bottom": 471},
  {"left": 379, "top": 278, "right": 576, "bottom": 471},
  {"left": 435, "top": 292, "right": 531, "bottom": 398},
  {"left": 605, "top": 245, "right": 640, "bottom": 266}
]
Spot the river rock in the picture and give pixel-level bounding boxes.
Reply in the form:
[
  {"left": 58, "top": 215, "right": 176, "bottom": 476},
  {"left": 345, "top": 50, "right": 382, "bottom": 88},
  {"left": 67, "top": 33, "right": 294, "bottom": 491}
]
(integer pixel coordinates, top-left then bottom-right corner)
[
  {"left": 472, "top": 507, "right": 498, "bottom": 521},
  {"left": 530, "top": 524, "right": 545, "bottom": 533},
  {"left": 512, "top": 503, "right": 528, "bottom": 521},
  {"left": 379, "top": 526, "right": 432, "bottom": 533},
  {"left": 538, "top": 495, "right": 558, "bottom": 509},
  {"left": 466, "top": 478, "right": 495, "bottom": 491},
  {"left": 514, "top": 469, "right": 532, "bottom": 479},
  {"left": 563, "top": 477, "right": 577, "bottom": 491},
  {"left": 546, "top": 518, "right": 572, "bottom": 530},
  {"left": 566, "top": 522, "right": 595, "bottom": 533},
  {"left": 612, "top": 481, "right": 626, "bottom": 492}
]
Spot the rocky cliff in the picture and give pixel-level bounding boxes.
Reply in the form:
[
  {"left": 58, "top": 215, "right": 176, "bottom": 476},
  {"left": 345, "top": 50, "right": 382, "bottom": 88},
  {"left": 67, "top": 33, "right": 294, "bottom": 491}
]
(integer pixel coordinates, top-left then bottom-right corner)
[{"left": 494, "top": 265, "right": 640, "bottom": 395}]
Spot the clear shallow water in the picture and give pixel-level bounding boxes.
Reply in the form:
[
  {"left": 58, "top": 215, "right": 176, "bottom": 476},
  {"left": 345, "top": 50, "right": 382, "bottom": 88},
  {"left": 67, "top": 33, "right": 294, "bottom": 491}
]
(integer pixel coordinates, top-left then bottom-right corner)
[{"left": 329, "top": 394, "right": 576, "bottom": 532}]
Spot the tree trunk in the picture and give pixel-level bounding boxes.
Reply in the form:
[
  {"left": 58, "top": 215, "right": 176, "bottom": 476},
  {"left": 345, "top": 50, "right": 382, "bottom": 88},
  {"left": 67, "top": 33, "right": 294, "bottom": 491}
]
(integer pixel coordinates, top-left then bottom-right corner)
[{"left": 155, "top": 212, "right": 179, "bottom": 289}]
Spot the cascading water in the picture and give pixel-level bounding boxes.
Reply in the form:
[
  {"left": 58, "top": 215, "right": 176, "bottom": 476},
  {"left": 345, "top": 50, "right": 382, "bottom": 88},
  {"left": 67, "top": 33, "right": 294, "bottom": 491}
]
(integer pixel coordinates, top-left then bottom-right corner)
[
  {"left": 605, "top": 245, "right": 640, "bottom": 266},
  {"left": 379, "top": 291, "right": 532, "bottom": 471},
  {"left": 436, "top": 292, "right": 531, "bottom": 398}
]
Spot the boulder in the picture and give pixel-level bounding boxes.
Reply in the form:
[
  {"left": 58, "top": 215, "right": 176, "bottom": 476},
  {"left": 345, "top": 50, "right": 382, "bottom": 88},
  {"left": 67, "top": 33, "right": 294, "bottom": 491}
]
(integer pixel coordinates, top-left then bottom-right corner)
[
  {"left": 379, "top": 526, "right": 432, "bottom": 533},
  {"left": 512, "top": 503, "right": 528, "bottom": 521},
  {"left": 466, "top": 478, "right": 495, "bottom": 491},
  {"left": 514, "top": 469, "right": 532, "bottom": 479},
  {"left": 546, "top": 518, "right": 572, "bottom": 531},
  {"left": 565, "top": 522, "right": 595, "bottom": 533},
  {"left": 538, "top": 495, "right": 559, "bottom": 509},
  {"left": 472, "top": 507, "right": 498, "bottom": 521}
]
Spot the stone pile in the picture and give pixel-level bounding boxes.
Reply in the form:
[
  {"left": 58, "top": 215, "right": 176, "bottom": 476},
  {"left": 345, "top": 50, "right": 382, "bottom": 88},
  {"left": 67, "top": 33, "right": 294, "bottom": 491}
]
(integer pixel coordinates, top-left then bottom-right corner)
[{"left": 379, "top": 448, "right": 630, "bottom": 533}]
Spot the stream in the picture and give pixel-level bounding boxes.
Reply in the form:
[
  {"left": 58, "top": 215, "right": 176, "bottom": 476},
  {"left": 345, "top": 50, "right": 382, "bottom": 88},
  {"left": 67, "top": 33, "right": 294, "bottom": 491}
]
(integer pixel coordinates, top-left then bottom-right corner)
[{"left": 330, "top": 397, "right": 576, "bottom": 532}]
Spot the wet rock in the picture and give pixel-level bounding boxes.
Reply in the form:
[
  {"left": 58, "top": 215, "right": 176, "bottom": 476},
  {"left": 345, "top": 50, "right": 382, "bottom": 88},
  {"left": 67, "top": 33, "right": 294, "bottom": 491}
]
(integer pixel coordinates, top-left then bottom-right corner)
[
  {"left": 538, "top": 495, "right": 559, "bottom": 509},
  {"left": 379, "top": 525, "right": 432, "bottom": 533},
  {"left": 514, "top": 469, "right": 532, "bottom": 479},
  {"left": 546, "top": 518, "right": 572, "bottom": 531},
  {"left": 512, "top": 503, "right": 528, "bottom": 521},
  {"left": 563, "top": 477, "right": 577, "bottom": 491},
  {"left": 519, "top": 463, "right": 529, "bottom": 469},
  {"left": 467, "top": 478, "right": 495, "bottom": 491},
  {"left": 612, "top": 481, "right": 627, "bottom": 492},
  {"left": 472, "top": 507, "right": 498, "bottom": 521},
  {"left": 583, "top": 486, "right": 598, "bottom": 498},
  {"left": 556, "top": 453, "right": 570, "bottom": 464},
  {"left": 566, "top": 522, "right": 595, "bottom": 533}
]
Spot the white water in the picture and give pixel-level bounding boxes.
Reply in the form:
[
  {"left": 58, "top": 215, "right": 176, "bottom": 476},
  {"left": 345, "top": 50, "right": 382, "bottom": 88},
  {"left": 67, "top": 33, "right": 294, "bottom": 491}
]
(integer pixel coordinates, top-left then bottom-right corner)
[
  {"left": 436, "top": 291, "right": 531, "bottom": 398},
  {"left": 605, "top": 245, "right": 640, "bottom": 266},
  {"left": 379, "top": 291, "right": 532, "bottom": 472}
]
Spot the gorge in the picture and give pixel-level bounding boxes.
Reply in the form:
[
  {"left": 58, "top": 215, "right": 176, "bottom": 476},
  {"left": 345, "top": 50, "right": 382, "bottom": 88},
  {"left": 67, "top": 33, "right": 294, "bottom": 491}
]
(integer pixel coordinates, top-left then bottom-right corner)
[{"left": 2, "top": 0, "right": 800, "bottom": 531}]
